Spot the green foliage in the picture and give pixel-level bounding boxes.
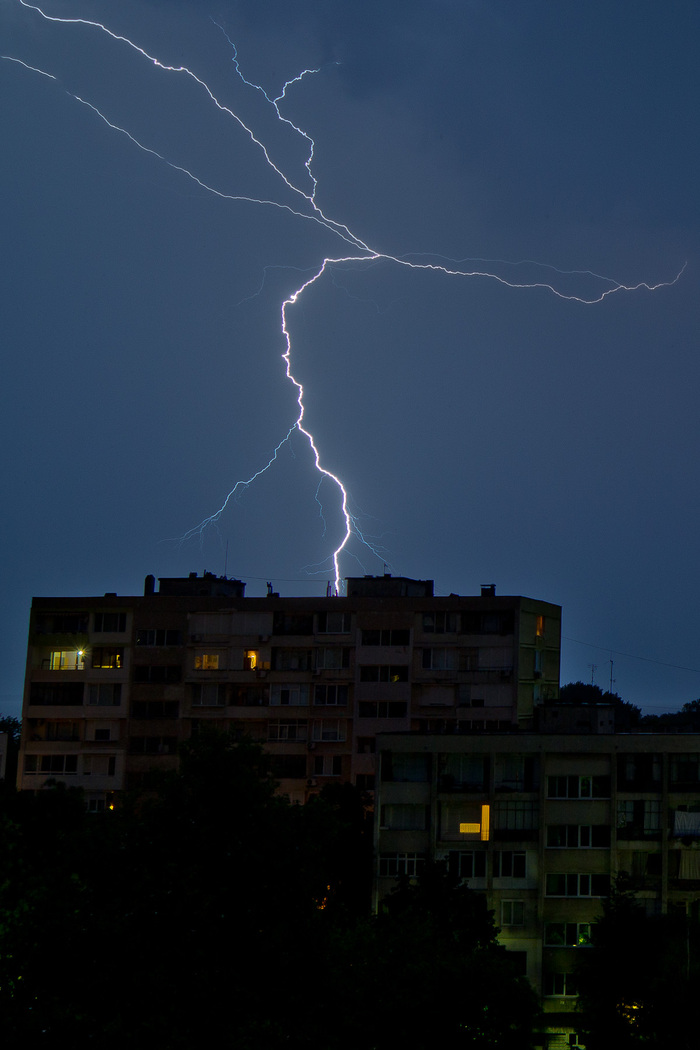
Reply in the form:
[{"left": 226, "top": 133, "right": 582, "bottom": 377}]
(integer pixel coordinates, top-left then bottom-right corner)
[
  {"left": 0, "top": 733, "right": 538, "bottom": 1048},
  {"left": 558, "top": 682, "right": 642, "bottom": 728},
  {"left": 576, "top": 876, "right": 700, "bottom": 1049}
]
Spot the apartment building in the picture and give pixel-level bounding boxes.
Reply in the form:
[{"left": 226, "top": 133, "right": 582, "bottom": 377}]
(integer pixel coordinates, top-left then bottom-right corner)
[
  {"left": 375, "top": 728, "right": 700, "bottom": 1046},
  {"left": 18, "top": 572, "right": 560, "bottom": 805}
]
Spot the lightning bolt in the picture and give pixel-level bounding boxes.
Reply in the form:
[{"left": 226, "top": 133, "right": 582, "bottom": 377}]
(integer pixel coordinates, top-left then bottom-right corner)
[{"left": 4, "top": 1, "right": 686, "bottom": 593}]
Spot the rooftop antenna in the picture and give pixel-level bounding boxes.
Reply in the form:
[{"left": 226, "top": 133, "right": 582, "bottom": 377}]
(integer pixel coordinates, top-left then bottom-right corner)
[
  {"left": 223, "top": 540, "right": 229, "bottom": 579},
  {"left": 589, "top": 663, "right": 597, "bottom": 685},
  {"left": 609, "top": 656, "right": 615, "bottom": 695}
]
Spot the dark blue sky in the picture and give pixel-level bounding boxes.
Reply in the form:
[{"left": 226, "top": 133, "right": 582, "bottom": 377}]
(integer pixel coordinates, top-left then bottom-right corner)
[{"left": 2, "top": 0, "right": 699, "bottom": 718}]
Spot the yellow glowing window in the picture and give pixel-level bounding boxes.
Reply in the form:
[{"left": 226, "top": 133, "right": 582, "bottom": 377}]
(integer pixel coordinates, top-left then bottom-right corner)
[
  {"left": 244, "top": 650, "right": 258, "bottom": 670},
  {"left": 49, "top": 650, "right": 85, "bottom": 671},
  {"left": 459, "top": 806, "right": 490, "bottom": 840},
  {"left": 536, "top": 615, "right": 545, "bottom": 638},
  {"left": 480, "top": 804, "right": 490, "bottom": 841},
  {"left": 195, "top": 654, "right": 219, "bottom": 670},
  {"left": 459, "top": 823, "right": 481, "bottom": 835}
]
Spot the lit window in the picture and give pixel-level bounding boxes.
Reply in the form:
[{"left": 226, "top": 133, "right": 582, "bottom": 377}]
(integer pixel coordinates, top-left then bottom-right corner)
[
  {"left": 195, "top": 653, "right": 220, "bottom": 670},
  {"left": 244, "top": 650, "right": 258, "bottom": 670},
  {"left": 536, "top": 615, "right": 545, "bottom": 638},
  {"left": 91, "top": 647, "right": 123, "bottom": 670},
  {"left": 49, "top": 650, "right": 85, "bottom": 671}
]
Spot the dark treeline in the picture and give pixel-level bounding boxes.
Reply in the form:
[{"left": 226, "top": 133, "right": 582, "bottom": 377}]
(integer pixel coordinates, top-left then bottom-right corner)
[
  {"left": 557, "top": 682, "right": 700, "bottom": 731},
  {"left": 0, "top": 730, "right": 537, "bottom": 1049}
]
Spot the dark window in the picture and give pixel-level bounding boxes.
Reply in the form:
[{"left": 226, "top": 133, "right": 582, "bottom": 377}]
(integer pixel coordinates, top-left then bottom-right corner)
[
  {"left": 128, "top": 736, "right": 178, "bottom": 755},
  {"left": 313, "top": 684, "right": 348, "bottom": 706},
  {"left": 25, "top": 754, "right": 78, "bottom": 775},
  {"left": 272, "top": 648, "right": 313, "bottom": 672},
  {"left": 316, "top": 611, "right": 351, "bottom": 634},
  {"left": 34, "top": 612, "right": 88, "bottom": 634},
  {"left": 494, "top": 851, "right": 527, "bottom": 878},
  {"left": 381, "top": 752, "right": 430, "bottom": 782},
  {"left": 94, "top": 612, "right": 127, "bottom": 633},
  {"left": 448, "top": 850, "right": 487, "bottom": 879},
  {"left": 88, "top": 683, "right": 122, "bottom": 706},
  {"left": 272, "top": 612, "right": 314, "bottom": 635},
  {"left": 359, "top": 665, "right": 408, "bottom": 683},
  {"left": 355, "top": 773, "right": 375, "bottom": 790},
  {"left": 269, "top": 755, "right": 306, "bottom": 779},
  {"left": 361, "top": 628, "right": 410, "bottom": 646},
  {"left": 133, "top": 665, "right": 182, "bottom": 684},
  {"left": 358, "top": 701, "right": 408, "bottom": 718},
  {"left": 231, "top": 685, "right": 268, "bottom": 706},
  {"left": 131, "top": 701, "right": 179, "bottom": 718},
  {"left": 136, "top": 629, "right": 181, "bottom": 646},
  {"left": 30, "top": 682, "right": 84, "bottom": 706}
]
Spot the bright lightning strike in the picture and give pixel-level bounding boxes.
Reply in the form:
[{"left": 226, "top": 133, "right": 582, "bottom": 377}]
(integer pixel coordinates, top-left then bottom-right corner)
[{"left": 4, "top": 1, "right": 686, "bottom": 593}]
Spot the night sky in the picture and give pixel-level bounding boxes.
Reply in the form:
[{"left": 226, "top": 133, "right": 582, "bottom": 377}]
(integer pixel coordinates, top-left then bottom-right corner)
[{"left": 2, "top": 0, "right": 698, "bottom": 719}]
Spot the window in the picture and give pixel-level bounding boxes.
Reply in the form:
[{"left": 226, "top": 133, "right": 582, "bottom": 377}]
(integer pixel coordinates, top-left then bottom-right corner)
[
  {"left": 270, "top": 683, "right": 310, "bottom": 706},
  {"left": 316, "top": 647, "right": 351, "bottom": 670},
  {"left": 618, "top": 753, "right": 662, "bottom": 790},
  {"left": 88, "top": 683, "right": 122, "bottom": 706},
  {"left": 131, "top": 700, "right": 179, "bottom": 718},
  {"left": 194, "top": 653, "right": 220, "bottom": 670},
  {"left": 244, "top": 650, "right": 259, "bottom": 670},
  {"left": 494, "top": 851, "right": 526, "bottom": 879},
  {"left": 357, "top": 701, "right": 407, "bottom": 718},
  {"left": 495, "top": 755, "right": 538, "bottom": 792},
  {"left": 670, "top": 754, "right": 700, "bottom": 788},
  {"left": 440, "top": 753, "right": 487, "bottom": 791},
  {"left": 136, "top": 628, "right": 180, "bottom": 646},
  {"left": 545, "top": 873, "right": 609, "bottom": 897},
  {"left": 133, "top": 665, "right": 182, "bottom": 684},
  {"left": 449, "top": 850, "right": 486, "bottom": 880},
  {"left": 359, "top": 665, "right": 408, "bottom": 682},
  {"left": 536, "top": 615, "right": 545, "bottom": 638},
  {"left": 382, "top": 752, "right": 430, "bottom": 782},
  {"left": 312, "top": 719, "right": 346, "bottom": 742},
  {"left": 317, "top": 612, "right": 351, "bottom": 634},
  {"left": 543, "top": 972, "right": 578, "bottom": 997},
  {"left": 546, "top": 774, "right": 610, "bottom": 799},
  {"left": 544, "top": 922, "right": 592, "bottom": 947},
  {"left": 25, "top": 754, "right": 78, "bottom": 775},
  {"left": 361, "top": 629, "right": 410, "bottom": 646},
  {"left": 30, "top": 682, "right": 84, "bottom": 706},
  {"left": 380, "top": 804, "right": 427, "bottom": 830},
  {"left": 268, "top": 719, "right": 307, "bottom": 742},
  {"left": 49, "top": 650, "right": 85, "bottom": 671},
  {"left": 422, "top": 611, "right": 460, "bottom": 634},
  {"left": 312, "top": 755, "right": 343, "bottom": 777},
  {"left": 191, "top": 683, "right": 226, "bottom": 707},
  {"left": 379, "top": 853, "right": 425, "bottom": 878},
  {"left": 355, "top": 773, "right": 375, "bottom": 790},
  {"left": 617, "top": 800, "right": 662, "bottom": 838},
  {"left": 493, "top": 801, "right": 538, "bottom": 832},
  {"left": 273, "top": 648, "right": 313, "bottom": 671},
  {"left": 35, "top": 612, "right": 88, "bottom": 634},
  {"left": 313, "top": 684, "right": 348, "bottom": 706},
  {"left": 422, "top": 647, "right": 460, "bottom": 671},
  {"left": 129, "top": 736, "right": 177, "bottom": 755},
  {"left": 547, "top": 825, "right": 610, "bottom": 848},
  {"left": 269, "top": 754, "right": 306, "bottom": 779},
  {"left": 82, "top": 755, "right": 116, "bottom": 776},
  {"left": 231, "top": 685, "right": 269, "bottom": 706},
  {"left": 94, "top": 728, "right": 111, "bottom": 742},
  {"left": 44, "top": 721, "right": 80, "bottom": 741},
  {"left": 440, "top": 802, "right": 490, "bottom": 841},
  {"left": 95, "top": 612, "right": 127, "bottom": 633},
  {"left": 91, "top": 647, "right": 123, "bottom": 670},
  {"left": 273, "top": 612, "right": 314, "bottom": 635},
  {"left": 501, "top": 900, "right": 525, "bottom": 926}
]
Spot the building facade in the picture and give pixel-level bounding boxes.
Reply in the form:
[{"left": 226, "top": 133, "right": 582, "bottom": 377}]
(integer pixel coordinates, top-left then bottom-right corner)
[
  {"left": 18, "top": 572, "right": 560, "bottom": 805},
  {"left": 375, "top": 728, "right": 700, "bottom": 1045}
]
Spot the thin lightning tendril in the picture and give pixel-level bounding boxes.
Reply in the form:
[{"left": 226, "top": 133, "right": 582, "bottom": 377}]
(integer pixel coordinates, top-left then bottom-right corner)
[{"left": 5, "top": 0, "right": 686, "bottom": 592}]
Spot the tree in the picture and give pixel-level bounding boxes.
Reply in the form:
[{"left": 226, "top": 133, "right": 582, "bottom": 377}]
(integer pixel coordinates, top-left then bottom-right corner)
[
  {"left": 558, "top": 681, "right": 642, "bottom": 728},
  {"left": 576, "top": 876, "right": 700, "bottom": 1049}
]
